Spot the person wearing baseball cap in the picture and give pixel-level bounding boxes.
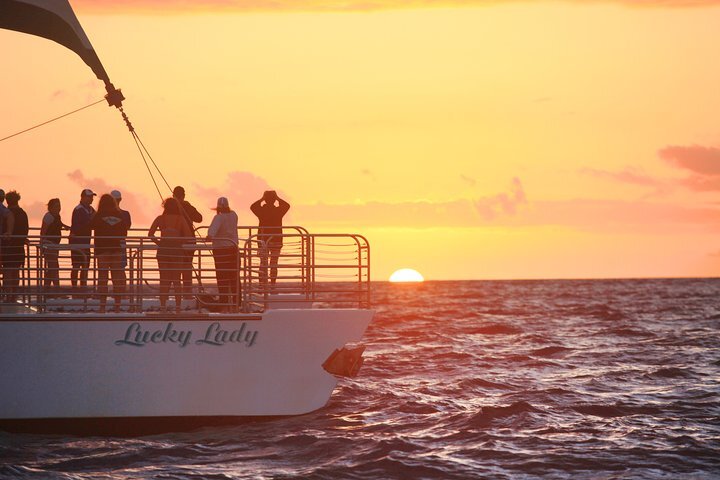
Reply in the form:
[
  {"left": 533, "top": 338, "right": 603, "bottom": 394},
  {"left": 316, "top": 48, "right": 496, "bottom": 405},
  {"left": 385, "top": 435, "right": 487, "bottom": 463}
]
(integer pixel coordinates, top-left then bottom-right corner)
[
  {"left": 110, "top": 190, "right": 132, "bottom": 269},
  {"left": 207, "top": 197, "right": 239, "bottom": 310},
  {"left": 69, "top": 188, "right": 96, "bottom": 289}
]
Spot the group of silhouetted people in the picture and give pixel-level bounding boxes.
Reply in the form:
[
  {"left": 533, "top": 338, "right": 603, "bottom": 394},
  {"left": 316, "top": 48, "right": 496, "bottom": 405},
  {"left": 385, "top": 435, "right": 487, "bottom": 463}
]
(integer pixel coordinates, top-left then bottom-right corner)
[{"left": 0, "top": 186, "right": 290, "bottom": 312}]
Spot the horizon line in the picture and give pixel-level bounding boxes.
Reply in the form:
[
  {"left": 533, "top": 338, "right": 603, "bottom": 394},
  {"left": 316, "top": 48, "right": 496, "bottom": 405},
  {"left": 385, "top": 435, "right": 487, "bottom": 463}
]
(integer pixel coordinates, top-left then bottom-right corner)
[{"left": 381, "top": 275, "right": 720, "bottom": 282}]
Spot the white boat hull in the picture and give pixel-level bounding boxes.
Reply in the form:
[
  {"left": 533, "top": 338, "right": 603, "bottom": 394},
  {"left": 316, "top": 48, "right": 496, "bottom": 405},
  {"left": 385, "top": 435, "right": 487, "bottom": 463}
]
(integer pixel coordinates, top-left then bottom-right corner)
[{"left": 0, "top": 309, "right": 372, "bottom": 433}]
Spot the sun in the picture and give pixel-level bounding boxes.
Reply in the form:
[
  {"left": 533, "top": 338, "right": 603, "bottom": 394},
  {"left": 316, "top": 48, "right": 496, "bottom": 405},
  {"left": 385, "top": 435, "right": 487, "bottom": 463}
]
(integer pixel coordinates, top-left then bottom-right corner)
[{"left": 389, "top": 268, "right": 425, "bottom": 283}]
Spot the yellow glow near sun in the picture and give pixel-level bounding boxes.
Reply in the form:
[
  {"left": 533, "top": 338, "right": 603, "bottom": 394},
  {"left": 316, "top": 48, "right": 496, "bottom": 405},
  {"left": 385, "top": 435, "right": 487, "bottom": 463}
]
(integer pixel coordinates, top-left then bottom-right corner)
[{"left": 389, "top": 268, "right": 425, "bottom": 283}]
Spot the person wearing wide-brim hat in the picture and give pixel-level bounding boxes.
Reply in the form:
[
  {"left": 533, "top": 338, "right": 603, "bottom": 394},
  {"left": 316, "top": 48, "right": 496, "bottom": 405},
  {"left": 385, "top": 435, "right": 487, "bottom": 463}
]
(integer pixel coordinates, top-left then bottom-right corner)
[{"left": 206, "top": 197, "right": 239, "bottom": 311}]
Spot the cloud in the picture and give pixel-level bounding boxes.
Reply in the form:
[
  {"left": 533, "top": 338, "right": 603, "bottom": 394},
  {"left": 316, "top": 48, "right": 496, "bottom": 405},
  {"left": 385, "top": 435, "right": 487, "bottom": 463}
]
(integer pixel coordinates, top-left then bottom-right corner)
[
  {"left": 71, "top": 0, "right": 720, "bottom": 13},
  {"left": 23, "top": 201, "right": 48, "bottom": 221},
  {"left": 580, "top": 166, "right": 664, "bottom": 187},
  {"left": 297, "top": 177, "right": 529, "bottom": 227},
  {"left": 659, "top": 145, "right": 720, "bottom": 176},
  {"left": 460, "top": 174, "right": 476, "bottom": 187},
  {"left": 658, "top": 144, "right": 720, "bottom": 192},
  {"left": 527, "top": 198, "right": 720, "bottom": 232},
  {"left": 192, "top": 171, "right": 286, "bottom": 224},
  {"left": 677, "top": 176, "right": 720, "bottom": 191},
  {"left": 296, "top": 197, "right": 720, "bottom": 233},
  {"left": 361, "top": 169, "right": 377, "bottom": 181},
  {"left": 66, "top": 169, "right": 155, "bottom": 225},
  {"left": 473, "top": 177, "right": 527, "bottom": 220}
]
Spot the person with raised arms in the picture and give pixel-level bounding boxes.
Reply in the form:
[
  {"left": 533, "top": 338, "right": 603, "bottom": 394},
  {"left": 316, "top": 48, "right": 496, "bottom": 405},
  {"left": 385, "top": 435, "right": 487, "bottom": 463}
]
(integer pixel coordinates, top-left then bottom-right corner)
[{"left": 250, "top": 190, "right": 290, "bottom": 287}]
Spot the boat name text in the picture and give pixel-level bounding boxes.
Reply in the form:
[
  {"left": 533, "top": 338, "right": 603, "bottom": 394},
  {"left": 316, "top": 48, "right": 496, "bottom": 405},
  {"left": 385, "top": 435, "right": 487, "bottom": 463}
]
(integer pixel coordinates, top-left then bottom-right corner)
[{"left": 115, "top": 322, "right": 258, "bottom": 348}]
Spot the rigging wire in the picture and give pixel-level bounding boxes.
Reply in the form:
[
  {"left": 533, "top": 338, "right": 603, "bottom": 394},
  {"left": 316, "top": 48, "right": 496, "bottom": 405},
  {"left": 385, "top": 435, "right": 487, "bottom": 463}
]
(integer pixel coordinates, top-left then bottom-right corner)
[
  {"left": 130, "top": 129, "right": 165, "bottom": 203},
  {"left": 134, "top": 134, "right": 172, "bottom": 193},
  {"left": 0, "top": 98, "right": 106, "bottom": 143}
]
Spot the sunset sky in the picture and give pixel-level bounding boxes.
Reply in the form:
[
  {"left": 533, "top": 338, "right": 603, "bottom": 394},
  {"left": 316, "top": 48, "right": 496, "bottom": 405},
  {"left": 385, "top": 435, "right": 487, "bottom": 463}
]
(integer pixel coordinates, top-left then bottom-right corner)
[{"left": 2, "top": 0, "right": 720, "bottom": 280}]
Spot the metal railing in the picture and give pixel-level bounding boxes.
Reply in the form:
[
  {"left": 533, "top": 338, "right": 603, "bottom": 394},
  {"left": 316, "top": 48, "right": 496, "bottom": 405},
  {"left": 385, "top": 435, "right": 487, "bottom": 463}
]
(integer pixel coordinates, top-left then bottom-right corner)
[
  {"left": 0, "top": 226, "right": 370, "bottom": 315},
  {"left": 243, "top": 233, "right": 371, "bottom": 312}
]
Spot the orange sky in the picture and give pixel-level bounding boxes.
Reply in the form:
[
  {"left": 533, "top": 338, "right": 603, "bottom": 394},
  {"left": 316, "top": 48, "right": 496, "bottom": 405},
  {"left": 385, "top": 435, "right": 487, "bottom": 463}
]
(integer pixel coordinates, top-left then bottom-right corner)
[{"left": 2, "top": 1, "right": 720, "bottom": 280}]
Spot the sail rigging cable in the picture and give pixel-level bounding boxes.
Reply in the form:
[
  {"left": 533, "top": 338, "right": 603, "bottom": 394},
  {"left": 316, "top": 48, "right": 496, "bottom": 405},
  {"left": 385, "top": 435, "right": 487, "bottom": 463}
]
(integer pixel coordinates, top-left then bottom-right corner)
[
  {"left": 0, "top": 98, "right": 105, "bottom": 143},
  {"left": 130, "top": 129, "right": 165, "bottom": 203},
  {"left": 134, "top": 133, "right": 173, "bottom": 193}
]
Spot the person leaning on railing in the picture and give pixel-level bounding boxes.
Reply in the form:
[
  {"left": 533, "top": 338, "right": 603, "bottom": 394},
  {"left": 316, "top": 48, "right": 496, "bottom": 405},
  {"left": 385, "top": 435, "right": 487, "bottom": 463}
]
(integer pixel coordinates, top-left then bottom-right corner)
[
  {"left": 40, "top": 198, "right": 70, "bottom": 291},
  {"left": 1, "top": 190, "right": 28, "bottom": 304},
  {"left": 206, "top": 197, "right": 239, "bottom": 311},
  {"left": 149, "top": 197, "right": 194, "bottom": 313},
  {"left": 90, "top": 194, "right": 131, "bottom": 313}
]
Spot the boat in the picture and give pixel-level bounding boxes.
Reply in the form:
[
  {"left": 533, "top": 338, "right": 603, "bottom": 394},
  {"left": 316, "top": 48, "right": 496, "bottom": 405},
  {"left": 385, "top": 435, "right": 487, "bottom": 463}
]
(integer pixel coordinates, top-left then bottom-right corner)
[{"left": 0, "top": 1, "right": 373, "bottom": 435}]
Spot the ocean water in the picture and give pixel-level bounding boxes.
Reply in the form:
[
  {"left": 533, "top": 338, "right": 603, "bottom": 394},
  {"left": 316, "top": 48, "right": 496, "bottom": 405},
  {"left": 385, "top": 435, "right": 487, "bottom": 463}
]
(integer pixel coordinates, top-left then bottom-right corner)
[{"left": 1, "top": 279, "right": 719, "bottom": 479}]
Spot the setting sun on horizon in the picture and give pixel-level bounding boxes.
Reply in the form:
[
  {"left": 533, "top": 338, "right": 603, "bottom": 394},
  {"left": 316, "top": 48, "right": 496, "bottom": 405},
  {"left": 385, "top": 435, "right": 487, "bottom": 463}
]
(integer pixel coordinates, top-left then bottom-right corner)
[{"left": 389, "top": 268, "right": 425, "bottom": 283}]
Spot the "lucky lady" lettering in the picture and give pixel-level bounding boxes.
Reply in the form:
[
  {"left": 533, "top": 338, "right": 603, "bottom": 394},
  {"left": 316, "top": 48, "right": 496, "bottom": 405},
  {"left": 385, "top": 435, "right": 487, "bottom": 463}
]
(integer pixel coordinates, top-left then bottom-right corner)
[
  {"left": 115, "top": 322, "right": 258, "bottom": 348},
  {"left": 195, "top": 321, "right": 258, "bottom": 347}
]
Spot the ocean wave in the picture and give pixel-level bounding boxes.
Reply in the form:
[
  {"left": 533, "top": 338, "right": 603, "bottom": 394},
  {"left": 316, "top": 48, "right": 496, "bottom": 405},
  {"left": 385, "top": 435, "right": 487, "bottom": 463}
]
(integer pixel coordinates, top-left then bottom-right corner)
[
  {"left": 457, "top": 378, "right": 515, "bottom": 390},
  {"left": 468, "top": 401, "right": 542, "bottom": 426},
  {"left": 644, "top": 367, "right": 697, "bottom": 379},
  {"left": 469, "top": 324, "right": 521, "bottom": 335},
  {"left": 530, "top": 346, "right": 573, "bottom": 357},
  {"left": 571, "top": 402, "right": 664, "bottom": 418}
]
